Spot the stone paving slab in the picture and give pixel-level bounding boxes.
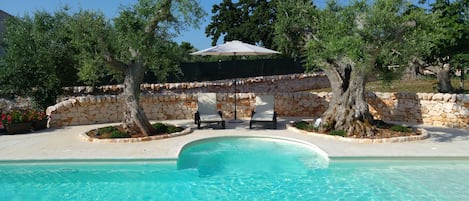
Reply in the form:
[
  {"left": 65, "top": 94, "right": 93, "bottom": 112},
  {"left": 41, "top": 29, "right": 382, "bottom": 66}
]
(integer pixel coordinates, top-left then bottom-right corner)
[{"left": 0, "top": 118, "right": 468, "bottom": 161}]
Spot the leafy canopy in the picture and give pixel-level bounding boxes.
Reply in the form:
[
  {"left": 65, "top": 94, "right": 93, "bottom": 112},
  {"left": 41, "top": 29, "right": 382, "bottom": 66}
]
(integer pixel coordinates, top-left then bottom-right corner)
[
  {"left": 0, "top": 10, "right": 75, "bottom": 109},
  {"left": 206, "top": 0, "right": 275, "bottom": 47},
  {"left": 306, "top": 0, "right": 429, "bottom": 78}
]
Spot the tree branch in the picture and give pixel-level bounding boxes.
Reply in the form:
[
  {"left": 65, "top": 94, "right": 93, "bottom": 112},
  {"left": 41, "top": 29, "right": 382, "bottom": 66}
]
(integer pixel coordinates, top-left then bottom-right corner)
[
  {"left": 96, "top": 36, "right": 127, "bottom": 72},
  {"left": 394, "top": 20, "right": 416, "bottom": 41},
  {"left": 103, "top": 48, "right": 128, "bottom": 72},
  {"left": 145, "top": 0, "right": 174, "bottom": 34}
]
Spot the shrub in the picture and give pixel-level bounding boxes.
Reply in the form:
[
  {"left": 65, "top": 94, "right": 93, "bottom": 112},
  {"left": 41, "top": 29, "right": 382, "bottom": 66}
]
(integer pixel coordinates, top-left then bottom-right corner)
[
  {"left": 109, "top": 130, "right": 131, "bottom": 138},
  {"left": 98, "top": 126, "right": 118, "bottom": 134},
  {"left": 329, "top": 130, "right": 346, "bottom": 137},
  {"left": 151, "top": 123, "right": 183, "bottom": 135},
  {"left": 152, "top": 123, "right": 168, "bottom": 134},
  {"left": 390, "top": 125, "right": 411, "bottom": 133},
  {"left": 295, "top": 121, "right": 317, "bottom": 131},
  {"left": 166, "top": 125, "right": 183, "bottom": 133}
]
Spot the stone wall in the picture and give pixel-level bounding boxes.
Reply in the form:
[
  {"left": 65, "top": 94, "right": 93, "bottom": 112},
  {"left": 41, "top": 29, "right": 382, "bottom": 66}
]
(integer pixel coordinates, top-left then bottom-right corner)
[
  {"left": 368, "top": 92, "right": 469, "bottom": 127},
  {"left": 59, "top": 73, "right": 329, "bottom": 98},
  {"left": 47, "top": 92, "right": 469, "bottom": 128},
  {"left": 0, "top": 97, "right": 34, "bottom": 113}
]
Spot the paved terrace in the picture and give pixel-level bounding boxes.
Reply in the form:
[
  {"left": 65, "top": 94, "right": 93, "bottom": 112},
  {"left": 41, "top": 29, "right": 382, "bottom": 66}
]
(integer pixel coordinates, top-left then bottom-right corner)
[{"left": 1, "top": 118, "right": 469, "bottom": 161}]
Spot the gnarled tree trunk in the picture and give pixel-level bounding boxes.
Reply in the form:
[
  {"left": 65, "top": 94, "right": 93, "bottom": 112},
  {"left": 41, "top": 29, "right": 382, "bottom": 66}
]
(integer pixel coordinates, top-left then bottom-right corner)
[
  {"left": 437, "top": 63, "right": 454, "bottom": 93},
  {"left": 101, "top": 0, "right": 174, "bottom": 136},
  {"left": 319, "top": 57, "right": 377, "bottom": 137},
  {"left": 121, "top": 61, "right": 154, "bottom": 135},
  {"left": 402, "top": 57, "right": 424, "bottom": 80}
]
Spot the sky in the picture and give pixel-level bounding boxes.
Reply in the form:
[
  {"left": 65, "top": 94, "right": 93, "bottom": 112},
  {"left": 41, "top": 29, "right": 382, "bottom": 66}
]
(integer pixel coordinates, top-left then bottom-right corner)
[
  {"left": 1, "top": 0, "right": 432, "bottom": 50},
  {"left": 0, "top": 0, "right": 219, "bottom": 50},
  {"left": 0, "top": 0, "right": 336, "bottom": 50}
]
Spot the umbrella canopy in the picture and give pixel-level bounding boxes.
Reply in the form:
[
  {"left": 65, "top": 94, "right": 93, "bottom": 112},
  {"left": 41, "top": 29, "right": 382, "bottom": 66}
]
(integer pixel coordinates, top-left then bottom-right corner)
[
  {"left": 190, "top": 40, "right": 280, "bottom": 122},
  {"left": 190, "top": 40, "right": 280, "bottom": 56}
]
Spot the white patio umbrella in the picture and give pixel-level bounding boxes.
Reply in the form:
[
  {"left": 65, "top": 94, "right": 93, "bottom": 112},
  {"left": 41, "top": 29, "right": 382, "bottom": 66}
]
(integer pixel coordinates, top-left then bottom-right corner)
[
  {"left": 190, "top": 40, "right": 280, "bottom": 56},
  {"left": 190, "top": 40, "right": 280, "bottom": 123}
]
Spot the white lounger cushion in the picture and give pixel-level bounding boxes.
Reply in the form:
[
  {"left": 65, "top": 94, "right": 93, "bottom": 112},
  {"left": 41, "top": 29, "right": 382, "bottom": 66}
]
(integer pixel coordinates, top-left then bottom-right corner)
[
  {"left": 197, "top": 93, "right": 218, "bottom": 114},
  {"left": 199, "top": 114, "right": 223, "bottom": 122},
  {"left": 197, "top": 93, "right": 223, "bottom": 122},
  {"left": 252, "top": 95, "right": 275, "bottom": 121}
]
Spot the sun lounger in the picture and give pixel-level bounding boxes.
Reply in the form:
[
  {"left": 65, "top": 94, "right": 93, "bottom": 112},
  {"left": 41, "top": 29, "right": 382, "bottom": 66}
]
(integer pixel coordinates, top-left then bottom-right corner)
[
  {"left": 194, "top": 93, "right": 225, "bottom": 129},
  {"left": 250, "top": 95, "right": 277, "bottom": 129}
]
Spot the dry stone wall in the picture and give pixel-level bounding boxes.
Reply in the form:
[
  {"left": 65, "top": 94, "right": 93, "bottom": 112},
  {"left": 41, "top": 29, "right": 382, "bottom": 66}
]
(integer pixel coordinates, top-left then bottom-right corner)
[
  {"left": 368, "top": 92, "right": 469, "bottom": 127},
  {"left": 47, "top": 91, "right": 469, "bottom": 128},
  {"left": 59, "top": 73, "right": 329, "bottom": 97}
]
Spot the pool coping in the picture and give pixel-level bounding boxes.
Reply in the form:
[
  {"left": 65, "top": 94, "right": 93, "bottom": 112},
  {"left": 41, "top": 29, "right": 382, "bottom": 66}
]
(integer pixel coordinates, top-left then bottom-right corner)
[
  {"left": 285, "top": 123, "right": 429, "bottom": 143},
  {"left": 1, "top": 118, "right": 468, "bottom": 161}
]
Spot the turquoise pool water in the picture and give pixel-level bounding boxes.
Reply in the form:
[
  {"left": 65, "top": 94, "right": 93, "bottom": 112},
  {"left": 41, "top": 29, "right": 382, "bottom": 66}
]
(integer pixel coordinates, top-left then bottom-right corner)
[{"left": 1, "top": 137, "right": 469, "bottom": 201}]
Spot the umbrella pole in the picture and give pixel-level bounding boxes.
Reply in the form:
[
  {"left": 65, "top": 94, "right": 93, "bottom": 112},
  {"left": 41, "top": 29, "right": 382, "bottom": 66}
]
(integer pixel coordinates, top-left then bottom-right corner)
[
  {"left": 229, "top": 79, "right": 242, "bottom": 123},
  {"left": 230, "top": 54, "right": 242, "bottom": 123},
  {"left": 234, "top": 79, "right": 237, "bottom": 120}
]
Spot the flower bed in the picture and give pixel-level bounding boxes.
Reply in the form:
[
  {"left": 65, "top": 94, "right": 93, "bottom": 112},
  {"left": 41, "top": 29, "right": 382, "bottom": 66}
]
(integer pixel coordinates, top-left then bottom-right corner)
[{"left": 1, "top": 109, "right": 48, "bottom": 134}]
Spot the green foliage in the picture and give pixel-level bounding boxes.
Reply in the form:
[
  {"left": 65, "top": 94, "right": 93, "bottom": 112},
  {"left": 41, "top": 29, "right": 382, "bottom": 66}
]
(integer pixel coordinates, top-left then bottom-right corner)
[
  {"left": 0, "top": 10, "right": 73, "bottom": 109},
  {"left": 98, "top": 126, "right": 119, "bottom": 134},
  {"left": 151, "top": 122, "right": 182, "bottom": 135},
  {"left": 166, "top": 125, "right": 183, "bottom": 133},
  {"left": 70, "top": 0, "right": 205, "bottom": 84},
  {"left": 329, "top": 130, "right": 346, "bottom": 137},
  {"left": 305, "top": 0, "right": 439, "bottom": 78},
  {"left": 273, "top": 0, "right": 317, "bottom": 58},
  {"left": 68, "top": 10, "right": 124, "bottom": 86},
  {"left": 109, "top": 130, "right": 131, "bottom": 138},
  {"left": 206, "top": 0, "right": 275, "bottom": 47},
  {"left": 97, "top": 126, "right": 130, "bottom": 138},
  {"left": 294, "top": 121, "right": 317, "bottom": 131},
  {"left": 0, "top": 0, "right": 206, "bottom": 109},
  {"left": 3, "top": 110, "right": 26, "bottom": 123},
  {"left": 152, "top": 122, "right": 168, "bottom": 133},
  {"left": 390, "top": 125, "right": 411, "bottom": 133}
]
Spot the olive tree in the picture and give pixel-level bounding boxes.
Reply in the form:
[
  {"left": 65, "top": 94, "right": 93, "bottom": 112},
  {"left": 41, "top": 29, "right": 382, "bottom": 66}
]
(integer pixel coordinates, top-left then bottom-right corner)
[
  {"left": 70, "top": 0, "right": 204, "bottom": 135},
  {"left": 272, "top": 0, "right": 317, "bottom": 59},
  {"left": 306, "top": 0, "right": 422, "bottom": 137},
  {"left": 0, "top": 10, "right": 75, "bottom": 109}
]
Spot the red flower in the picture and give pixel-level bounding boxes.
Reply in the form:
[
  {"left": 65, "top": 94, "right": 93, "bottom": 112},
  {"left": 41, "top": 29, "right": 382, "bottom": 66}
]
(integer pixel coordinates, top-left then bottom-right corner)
[{"left": 1, "top": 114, "right": 12, "bottom": 127}]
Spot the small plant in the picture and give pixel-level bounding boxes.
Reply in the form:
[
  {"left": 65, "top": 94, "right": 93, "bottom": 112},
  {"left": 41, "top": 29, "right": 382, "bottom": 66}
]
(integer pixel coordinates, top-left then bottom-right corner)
[
  {"left": 1, "top": 110, "right": 31, "bottom": 128},
  {"left": 390, "top": 125, "right": 411, "bottom": 133},
  {"left": 295, "top": 121, "right": 317, "bottom": 131},
  {"left": 166, "top": 125, "right": 183, "bottom": 133},
  {"left": 109, "top": 130, "right": 131, "bottom": 138},
  {"left": 329, "top": 130, "right": 346, "bottom": 137},
  {"left": 151, "top": 123, "right": 183, "bottom": 135},
  {"left": 152, "top": 123, "right": 168, "bottom": 134},
  {"left": 28, "top": 110, "right": 46, "bottom": 121},
  {"left": 98, "top": 126, "right": 118, "bottom": 134}
]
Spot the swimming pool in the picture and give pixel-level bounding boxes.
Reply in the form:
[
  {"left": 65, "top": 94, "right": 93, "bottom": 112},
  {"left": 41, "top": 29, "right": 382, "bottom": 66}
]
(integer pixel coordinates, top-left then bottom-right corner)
[{"left": 1, "top": 137, "right": 469, "bottom": 201}]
